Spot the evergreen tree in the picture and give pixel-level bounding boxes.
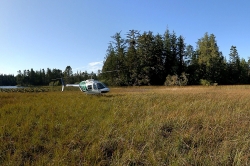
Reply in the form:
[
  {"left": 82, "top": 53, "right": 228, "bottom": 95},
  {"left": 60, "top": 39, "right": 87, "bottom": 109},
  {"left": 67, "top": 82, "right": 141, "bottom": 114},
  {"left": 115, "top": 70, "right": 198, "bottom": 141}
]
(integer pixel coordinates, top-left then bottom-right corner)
[
  {"left": 136, "top": 31, "right": 155, "bottom": 85},
  {"left": 102, "top": 43, "right": 118, "bottom": 85},
  {"left": 239, "top": 58, "right": 249, "bottom": 83},
  {"left": 176, "top": 35, "right": 186, "bottom": 75},
  {"left": 185, "top": 45, "right": 197, "bottom": 66},
  {"left": 16, "top": 70, "right": 23, "bottom": 85},
  {"left": 196, "top": 33, "right": 225, "bottom": 83},
  {"left": 41, "top": 69, "right": 46, "bottom": 85},
  {"left": 63, "top": 66, "right": 73, "bottom": 84},
  {"left": 150, "top": 33, "right": 165, "bottom": 85},
  {"left": 163, "top": 28, "right": 172, "bottom": 77},
  {"left": 112, "top": 32, "right": 127, "bottom": 85},
  {"left": 170, "top": 31, "right": 178, "bottom": 75},
  {"left": 185, "top": 45, "right": 200, "bottom": 84},
  {"left": 126, "top": 30, "right": 140, "bottom": 85},
  {"left": 29, "top": 68, "right": 35, "bottom": 85},
  {"left": 46, "top": 68, "right": 52, "bottom": 85},
  {"left": 228, "top": 45, "right": 240, "bottom": 84}
]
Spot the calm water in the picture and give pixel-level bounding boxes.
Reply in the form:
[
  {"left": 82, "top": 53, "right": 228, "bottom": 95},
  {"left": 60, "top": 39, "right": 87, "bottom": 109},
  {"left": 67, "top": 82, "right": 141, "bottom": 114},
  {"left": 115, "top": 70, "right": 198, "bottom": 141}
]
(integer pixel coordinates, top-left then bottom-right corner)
[{"left": 0, "top": 86, "right": 24, "bottom": 89}]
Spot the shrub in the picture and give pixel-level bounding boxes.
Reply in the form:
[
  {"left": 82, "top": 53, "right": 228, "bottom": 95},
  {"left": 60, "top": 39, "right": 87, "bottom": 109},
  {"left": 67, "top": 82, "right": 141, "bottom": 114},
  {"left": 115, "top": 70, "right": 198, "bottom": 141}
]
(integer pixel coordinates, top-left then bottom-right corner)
[
  {"left": 164, "top": 73, "right": 188, "bottom": 86},
  {"left": 200, "top": 79, "right": 210, "bottom": 86}
]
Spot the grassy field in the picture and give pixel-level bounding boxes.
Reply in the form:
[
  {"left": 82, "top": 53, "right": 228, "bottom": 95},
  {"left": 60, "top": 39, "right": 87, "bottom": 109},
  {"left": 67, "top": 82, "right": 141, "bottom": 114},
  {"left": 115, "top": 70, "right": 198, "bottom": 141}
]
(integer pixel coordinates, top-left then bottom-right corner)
[{"left": 0, "top": 86, "right": 250, "bottom": 165}]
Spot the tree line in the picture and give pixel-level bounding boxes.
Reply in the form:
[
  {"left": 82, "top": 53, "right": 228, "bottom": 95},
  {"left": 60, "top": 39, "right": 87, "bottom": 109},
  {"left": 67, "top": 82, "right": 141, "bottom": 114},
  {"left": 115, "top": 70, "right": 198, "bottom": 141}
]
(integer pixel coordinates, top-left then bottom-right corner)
[
  {"left": 1, "top": 28, "right": 249, "bottom": 86},
  {"left": 0, "top": 74, "right": 16, "bottom": 86},
  {"left": 0, "top": 66, "right": 97, "bottom": 86},
  {"left": 101, "top": 29, "right": 250, "bottom": 85}
]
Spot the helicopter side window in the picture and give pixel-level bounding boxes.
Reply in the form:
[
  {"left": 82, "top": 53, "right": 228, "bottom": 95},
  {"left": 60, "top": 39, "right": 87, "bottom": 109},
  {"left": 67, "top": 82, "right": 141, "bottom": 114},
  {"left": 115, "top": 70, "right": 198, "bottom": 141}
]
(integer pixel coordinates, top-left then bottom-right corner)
[
  {"left": 93, "top": 83, "right": 97, "bottom": 90},
  {"left": 87, "top": 85, "right": 92, "bottom": 90},
  {"left": 97, "top": 83, "right": 105, "bottom": 89}
]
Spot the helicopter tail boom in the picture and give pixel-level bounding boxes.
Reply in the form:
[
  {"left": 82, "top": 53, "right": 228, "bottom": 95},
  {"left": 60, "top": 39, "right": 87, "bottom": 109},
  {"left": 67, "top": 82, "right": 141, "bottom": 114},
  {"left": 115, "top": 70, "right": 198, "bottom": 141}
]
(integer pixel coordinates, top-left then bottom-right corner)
[{"left": 66, "top": 84, "right": 79, "bottom": 87}]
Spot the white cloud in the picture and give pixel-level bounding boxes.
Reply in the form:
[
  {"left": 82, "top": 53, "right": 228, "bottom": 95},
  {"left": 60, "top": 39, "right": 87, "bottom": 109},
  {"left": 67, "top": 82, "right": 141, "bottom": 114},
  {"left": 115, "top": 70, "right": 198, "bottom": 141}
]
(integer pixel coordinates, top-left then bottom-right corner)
[
  {"left": 88, "top": 61, "right": 103, "bottom": 73},
  {"left": 72, "top": 66, "right": 87, "bottom": 71},
  {"left": 72, "top": 61, "right": 103, "bottom": 73},
  {"left": 89, "top": 61, "right": 103, "bottom": 66}
]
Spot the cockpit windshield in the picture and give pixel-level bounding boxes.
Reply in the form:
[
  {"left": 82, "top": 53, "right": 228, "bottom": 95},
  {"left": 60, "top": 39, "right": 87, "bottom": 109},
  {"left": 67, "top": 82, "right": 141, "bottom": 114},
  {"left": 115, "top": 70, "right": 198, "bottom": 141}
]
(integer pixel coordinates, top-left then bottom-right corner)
[{"left": 97, "top": 83, "right": 106, "bottom": 89}]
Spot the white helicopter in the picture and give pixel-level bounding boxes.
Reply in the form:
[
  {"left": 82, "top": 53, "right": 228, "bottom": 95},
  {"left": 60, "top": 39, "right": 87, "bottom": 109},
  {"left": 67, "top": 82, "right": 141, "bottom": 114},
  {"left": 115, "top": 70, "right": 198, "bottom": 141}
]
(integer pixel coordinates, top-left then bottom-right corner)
[{"left": 54, "top": 77, "right": 110, "bottom": 94}]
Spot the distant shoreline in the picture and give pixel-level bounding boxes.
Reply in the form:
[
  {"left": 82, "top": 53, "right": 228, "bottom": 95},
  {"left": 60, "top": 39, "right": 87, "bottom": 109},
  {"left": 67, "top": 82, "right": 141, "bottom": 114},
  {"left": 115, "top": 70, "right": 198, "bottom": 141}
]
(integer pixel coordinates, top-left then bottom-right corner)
[{"left": 0, "top": 86, "right": 24, "bottom": 89}]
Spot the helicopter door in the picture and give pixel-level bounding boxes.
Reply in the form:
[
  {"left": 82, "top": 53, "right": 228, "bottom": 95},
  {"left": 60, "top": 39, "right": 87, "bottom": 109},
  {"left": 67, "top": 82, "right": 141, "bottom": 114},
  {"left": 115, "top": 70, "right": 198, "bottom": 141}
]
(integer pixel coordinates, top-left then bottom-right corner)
[
  {"left": 86, "top": 83, "right": 98, "bottom": 90},
  {"left": 93, "top": 83, "right": 98, "bottom": 90},
  {"left": 87, "top": 85, "right": 92, "bottom": 91},
  {"left": 86, "top": 83, "right": 100, "bottom": 94}
]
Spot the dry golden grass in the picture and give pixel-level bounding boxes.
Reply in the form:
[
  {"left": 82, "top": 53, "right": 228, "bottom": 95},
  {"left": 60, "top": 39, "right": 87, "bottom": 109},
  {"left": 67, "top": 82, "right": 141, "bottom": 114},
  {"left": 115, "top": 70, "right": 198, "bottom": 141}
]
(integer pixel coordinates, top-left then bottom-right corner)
[{"left": 0, "top": 86, "right": 250, "bottom": 165}]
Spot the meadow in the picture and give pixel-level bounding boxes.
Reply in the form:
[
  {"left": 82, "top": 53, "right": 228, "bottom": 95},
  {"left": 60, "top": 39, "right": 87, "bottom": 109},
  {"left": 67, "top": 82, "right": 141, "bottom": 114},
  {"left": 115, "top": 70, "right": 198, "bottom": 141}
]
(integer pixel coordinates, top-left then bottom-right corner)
[{"left": 0, "top": 86, "right": 249, "bottom": 165}]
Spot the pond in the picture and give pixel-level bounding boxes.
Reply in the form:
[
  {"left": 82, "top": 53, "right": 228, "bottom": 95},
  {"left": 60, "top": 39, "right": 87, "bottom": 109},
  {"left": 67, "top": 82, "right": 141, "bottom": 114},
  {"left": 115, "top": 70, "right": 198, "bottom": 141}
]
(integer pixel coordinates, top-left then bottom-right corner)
[{"left": 0, "top": 86, "right": 24, "bottom": 89}]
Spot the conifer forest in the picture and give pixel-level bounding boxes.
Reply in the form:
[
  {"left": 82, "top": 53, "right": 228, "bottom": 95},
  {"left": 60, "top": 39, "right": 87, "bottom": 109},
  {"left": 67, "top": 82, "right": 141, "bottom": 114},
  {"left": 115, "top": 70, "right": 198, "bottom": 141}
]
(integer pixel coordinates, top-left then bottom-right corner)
[{"left": 1, "top": 28, "right": 249, "bottom": 86}]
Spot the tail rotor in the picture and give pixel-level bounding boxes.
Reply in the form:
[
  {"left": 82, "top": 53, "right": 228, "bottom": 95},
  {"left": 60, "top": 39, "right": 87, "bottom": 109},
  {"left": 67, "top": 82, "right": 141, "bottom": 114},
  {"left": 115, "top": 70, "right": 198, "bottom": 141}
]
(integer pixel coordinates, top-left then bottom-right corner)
[{"left": 52, "top": 78, "right": 65, "bottom": 91}]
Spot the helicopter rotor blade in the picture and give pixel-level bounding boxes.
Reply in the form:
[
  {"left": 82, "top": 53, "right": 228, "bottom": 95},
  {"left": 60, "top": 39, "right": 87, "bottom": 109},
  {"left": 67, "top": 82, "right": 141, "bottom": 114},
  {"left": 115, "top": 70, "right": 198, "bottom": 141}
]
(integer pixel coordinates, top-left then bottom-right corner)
[{"left": 101, "top": 70, "right": 120, "bottom": 73}]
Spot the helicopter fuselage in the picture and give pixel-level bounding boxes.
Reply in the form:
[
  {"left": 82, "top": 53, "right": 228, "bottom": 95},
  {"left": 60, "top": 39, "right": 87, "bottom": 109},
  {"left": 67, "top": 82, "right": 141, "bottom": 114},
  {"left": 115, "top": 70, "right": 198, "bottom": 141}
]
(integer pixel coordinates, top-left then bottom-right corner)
[{"left": 66, "top": 79, "right": 109, "bottom": 94}]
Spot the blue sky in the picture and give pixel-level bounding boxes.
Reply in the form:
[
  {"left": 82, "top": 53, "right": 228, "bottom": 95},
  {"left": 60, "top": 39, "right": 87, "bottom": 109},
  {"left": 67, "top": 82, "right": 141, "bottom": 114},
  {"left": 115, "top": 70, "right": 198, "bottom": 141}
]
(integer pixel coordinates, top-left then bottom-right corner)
[{"left": 0, "top": 0, "right": 249, "bottom": 75}]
